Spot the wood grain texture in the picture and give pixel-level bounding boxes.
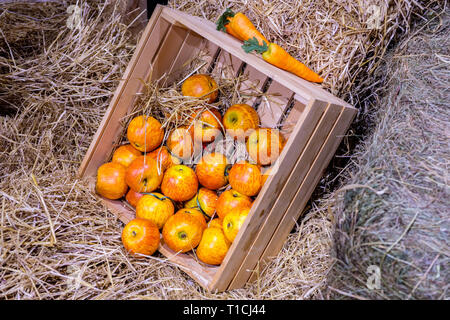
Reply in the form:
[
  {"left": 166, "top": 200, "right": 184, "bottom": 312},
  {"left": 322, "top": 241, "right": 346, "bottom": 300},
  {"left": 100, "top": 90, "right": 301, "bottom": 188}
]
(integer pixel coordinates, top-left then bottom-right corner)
[
  {"left": 258, "top": 80, "right": 294, "bottom": 128},
  {"left": 228, "top": 102, "right": 342, "bottom": 290},
  {"left": 248, "top": 106, "right": 357, "bottom": 283},
  {"left": 209, "top": 99, "right": 329, "bottom": 291}
]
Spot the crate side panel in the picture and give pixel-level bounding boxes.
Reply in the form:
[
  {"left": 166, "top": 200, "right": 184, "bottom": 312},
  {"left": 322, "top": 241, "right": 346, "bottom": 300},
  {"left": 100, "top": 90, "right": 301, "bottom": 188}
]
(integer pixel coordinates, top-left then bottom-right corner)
[
  {"left": 228, "top": 103, "right": 342, "bottom": 290},
  {"left": 158, "top": 243, "right": 218, "bottom": 290},
  {"left": 209, "top": 99, "right": 329, "bottom": 291},
  {"left": 249, "top": 107, "right": 357, "bottom": 282},
  {"left": 211, "top": 49, "right": 245, "bottom": 79}
]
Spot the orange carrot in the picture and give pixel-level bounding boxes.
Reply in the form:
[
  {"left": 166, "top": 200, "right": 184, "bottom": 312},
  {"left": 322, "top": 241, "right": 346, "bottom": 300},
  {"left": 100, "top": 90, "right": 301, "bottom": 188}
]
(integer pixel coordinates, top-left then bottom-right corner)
[
  {"left": 216, "top": 8, "right": 268, "bottom": 46},
  {"left": 225, "top": 17, "right": 245, "bottom": 40},
  {"left": 242, "top": 37, "right": 324, "bottom": 83}
]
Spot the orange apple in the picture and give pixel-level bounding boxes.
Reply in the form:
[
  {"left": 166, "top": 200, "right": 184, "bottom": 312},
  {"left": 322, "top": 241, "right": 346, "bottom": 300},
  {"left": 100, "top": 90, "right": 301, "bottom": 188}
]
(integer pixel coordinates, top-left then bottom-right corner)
[
  {"left": 189, "top": 108, "right": 223, "bottom": 143},
  {"left": 184, "top": 187, "right": 218, "bottom": 220},
  {"left": 246, "top": 128, "right": 285, "bottom": 166},
  {"left": 161, "top": 164, "right": 199, "bottom": 202},
  {"left": 125, "top": 189, "right": 144, "bottom": 208},
  {"left": 162, "top": 212, "right": 204, "bottom": 253},
  {"left": 223, "top": 207, "right": 250, "bottom": 242},
  {"left": 175, "top": 208, "right": 207, "bottom": 230},
  {"left": 207, "top": 218, "right": 223, "bottom": 229},
  {"left": 228, "top": 161, "right": 262, "bottom": 197},
  {"left": 195, "top": 152, "right": 230, "bottom": 190},
  {"left": 147, "top": 146, "right": 181, "bottom": 172},
  {"left": 127, "top": 115, "right": 164, "bottom": 152},
  {"left": 223, "top": 104, "right": 260, "bottom": 141},
  {"left": 136, "top": 193, "right": 175, "bottom": 229},
  {"left": 216, "top": 189, "right": 253, "bottom": 219},
  {"left": 96, "top": 162, "right": 128, "bottom": 200},
  {"left": 166, "top": 126, "right": 196, "bottom": 160},
  {"left": 111, "top": 144, "right": 142, "bottom": 168},
  {"left": 121, "top": 218, "right": 160, "bottom": 257},
  {"left": 181, "top": 74, "right": 218, "bottom": 103},
  {"left": 125, "top": 155, "right": 163, "bottom": 193},
  {"left": 196, "top": 227, "right": 231, "bottom": 265}
]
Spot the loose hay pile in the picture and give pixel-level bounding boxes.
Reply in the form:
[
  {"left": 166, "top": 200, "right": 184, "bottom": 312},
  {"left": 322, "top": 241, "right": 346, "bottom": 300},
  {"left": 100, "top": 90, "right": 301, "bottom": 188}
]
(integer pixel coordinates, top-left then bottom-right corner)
[{"left": 0, "top": 0, "right": 445, "bottom": 299}]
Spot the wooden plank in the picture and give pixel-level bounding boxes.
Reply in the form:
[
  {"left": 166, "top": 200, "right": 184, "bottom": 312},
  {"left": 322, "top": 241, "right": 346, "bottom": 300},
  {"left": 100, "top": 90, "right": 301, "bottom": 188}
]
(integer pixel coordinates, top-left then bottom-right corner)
[
  {"left": 281, "top": 99, "right": 307, "bottom": 139},
  {"left": 150, "top": 23, "right": 190, "bottom": 82},
  {"left": 208, "top": 98, "right": 329, "bottom": 291},
  {"left": 164, "top": 31, "right": 204, "bottom": 85},
  {"left": 248, "top": 107, "right": 357, "bottom": 283},
  {"left": 159, "top": 7, "right": 354, "bottom": 109},
  {"left": 78, "top": 5, "right": 169, "bottom": 178},
  {"left": 200, "top": 40, "right": 221, "bottom": 74},
  {"left": 211, "top": 49, "right": 245, "bottom": 79},
  {"left": 238, "top": 64, "right": 269, "bottom": 108},
  {"left": 227, "top": 103, "right": 342, "bottom": 290},
  {"left": 258, "top": 80, "right": 294, "bottom": 128},
  {"left": 158, "top": 242, "right": 218, "bottom": 290}
]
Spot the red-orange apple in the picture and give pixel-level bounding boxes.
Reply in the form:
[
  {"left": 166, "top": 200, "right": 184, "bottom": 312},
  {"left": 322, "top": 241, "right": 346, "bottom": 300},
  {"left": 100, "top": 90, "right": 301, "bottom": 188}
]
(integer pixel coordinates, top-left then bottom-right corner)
[
  {"left": 166, "top": 126, "right": 196, "bottom": 160},
  {"left": 181, "top": 74, "right": 218, "bottom": 103},
  {"left": 111, "top": 144, "right": 142, "bottom": 169},
  {"left": 223, "top": 104, "right": 260, "bottom": 141},
  {"left": 125, "top": 189, "right": 144, "bottom": 208},
  {"left": 96, "top": 162, "right": 129, "bottom": 200},
  {"left": 195, "top": 152, "right": 230, "bottom": 190},
  {"left": 161, "top": 164, "right": 199, "bottom": 202},
  {"left": 125, "top": 155, "right": 163, "bottom": 193},
  {"left": 189, "top": 108, "right": 223, "bottom": 143},
  {"left": 184, "top": 187, "right": 218, "bottom": 220},
  {"left": 228, "top": 161, "right": 262, "bottom": 197},
  {"left": 126, "top": 115, "right": 164, "bottom": 152},
  {"left": 147, "top": 146, "right": 181, "bottom": 173},
  {"left": 216, "top": 189, "right": 253, "bottom": 219}
]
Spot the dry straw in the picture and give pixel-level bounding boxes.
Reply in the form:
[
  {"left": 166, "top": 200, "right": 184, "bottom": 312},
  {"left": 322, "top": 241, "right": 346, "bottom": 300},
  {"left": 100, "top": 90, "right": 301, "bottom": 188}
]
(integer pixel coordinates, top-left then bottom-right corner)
[{"left": 0, "top": 0, "right": 443, "bottom": 299}]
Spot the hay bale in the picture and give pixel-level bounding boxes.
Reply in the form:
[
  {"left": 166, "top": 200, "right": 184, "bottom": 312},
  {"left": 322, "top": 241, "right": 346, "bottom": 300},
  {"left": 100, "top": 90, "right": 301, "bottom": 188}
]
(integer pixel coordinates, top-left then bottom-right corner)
[
  {"left": 321, "top": 6, "right": 449, "bottom": 299},
  {"left": 0, "top": 0, "right": 445, "bottom": 299}
]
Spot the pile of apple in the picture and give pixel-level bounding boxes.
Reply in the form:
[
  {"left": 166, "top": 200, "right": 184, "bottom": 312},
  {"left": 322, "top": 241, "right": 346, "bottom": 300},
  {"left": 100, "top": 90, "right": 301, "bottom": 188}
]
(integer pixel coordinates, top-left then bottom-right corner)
[{"left": 95, "top": 74, "right": 285, "bottom": 266}]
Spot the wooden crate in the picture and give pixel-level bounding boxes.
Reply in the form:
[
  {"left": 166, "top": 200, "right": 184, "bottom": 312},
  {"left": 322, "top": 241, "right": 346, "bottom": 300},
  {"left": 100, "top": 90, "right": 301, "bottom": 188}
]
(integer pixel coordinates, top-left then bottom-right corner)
[{"left": 78, "top": 5, "right": 357, "bottom": 292}]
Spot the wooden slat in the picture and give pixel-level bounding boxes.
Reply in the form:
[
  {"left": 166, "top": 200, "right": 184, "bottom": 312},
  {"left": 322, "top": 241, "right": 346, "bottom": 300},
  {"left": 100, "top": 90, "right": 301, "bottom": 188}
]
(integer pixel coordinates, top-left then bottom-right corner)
[
  {"left": 211, "top": 49, "right": 245, "bottom": 79},
  {"left": 208, "top": 98, "right": 329, "bottom": 291},
  {"left": 238, "top": 64, "right": 269, "bottom": 108},
  {"left": 281, "top": 99, "right": 307, "bottom": 139},
  {"left": 164, "top": 31, "right": 204, "bottom": 85},
  {"left": 158, "top": 242, "right": 218, "bottom": 290},
  {"left": 150, "top": 23, "right": 190, "bottom": 82},
  {"left": 258, "top": 80, "right": 294, "bottom": 128},
  {"left": 159, "top": 7, "right": 354, "bottom": 109},
  {"left": 248, "top": 107, "right": 357, "bottom": 283},
  {"left": 227, "top": 103, "right": 342, "bottom": 290},
  {"left": 78, "top": 5, "right": 169, "bottom": 178},
  {"left": 200, "top": 40, "right": 221, "bottom": 74}
]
